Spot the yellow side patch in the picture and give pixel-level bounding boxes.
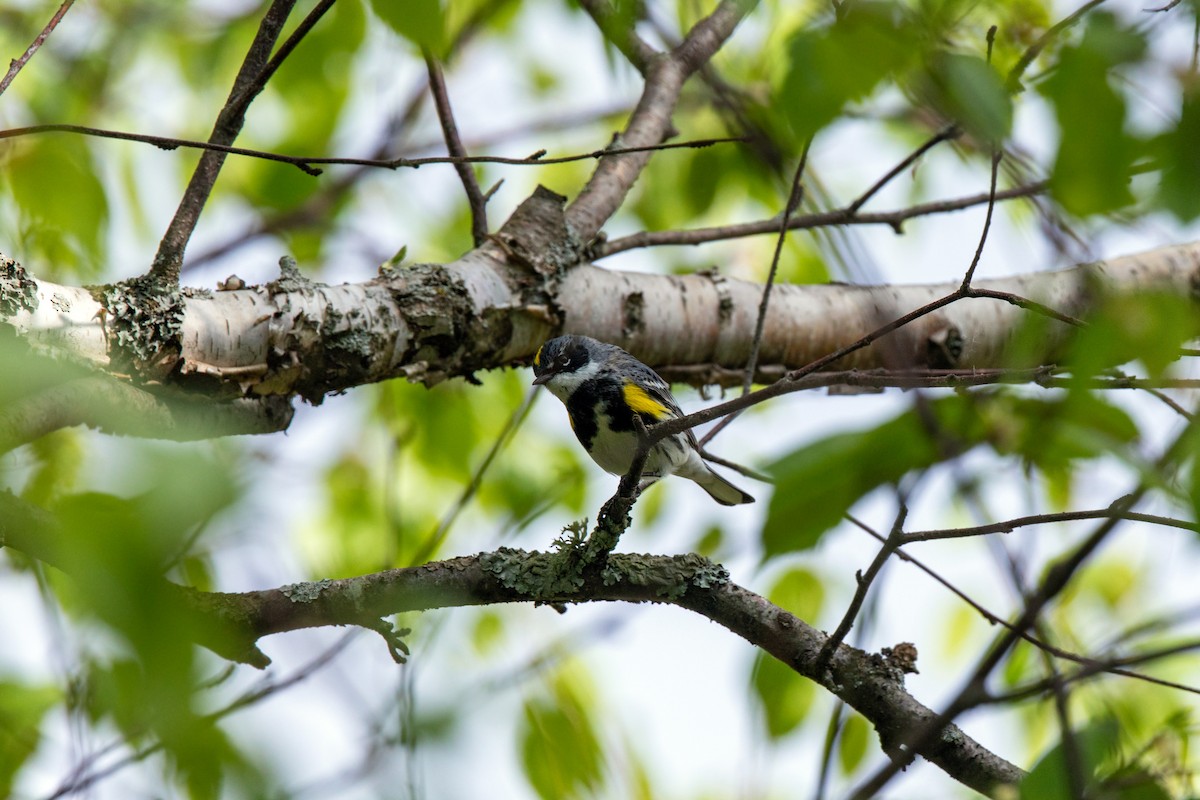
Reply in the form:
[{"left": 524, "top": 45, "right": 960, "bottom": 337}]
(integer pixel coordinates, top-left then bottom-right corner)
[
  {"left": 534, "top": 345, "right": 543, "bottom": 367},
  {"left": 623, "top": 382, "right": 670, "bottom": 420}
]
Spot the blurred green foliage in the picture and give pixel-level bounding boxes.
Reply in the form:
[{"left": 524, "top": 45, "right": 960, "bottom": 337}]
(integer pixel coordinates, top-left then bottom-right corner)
[
  {"left": 520, "top": 666, "right": 605, "bottom": 799},
  {"left": 0, "top": 0, "right": 1199, "bottom": 797}
]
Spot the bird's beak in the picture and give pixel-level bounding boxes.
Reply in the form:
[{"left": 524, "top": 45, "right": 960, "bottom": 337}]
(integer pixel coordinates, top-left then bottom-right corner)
[{"left": 532, "top": 373, "right": 551, "bottom": 386}]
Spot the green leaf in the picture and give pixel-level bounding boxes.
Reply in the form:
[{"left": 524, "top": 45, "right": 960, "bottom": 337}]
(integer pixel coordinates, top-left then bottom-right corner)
[
  {"left": 1039, "top": 14, "right": 1145, "bottom": 216},
  {"left": 471, "top": 610, "right": 505, "bottom": 656},
  {"left": 763, "top": 395, "right": 985, "bottom": 558},
  {"left": 0, "top": 681, "right": 60, "bottom": 797},
  {"left": 520, "top": 670, "right": 604, "bottom": 799},
  {"left": 766, "top": 566, "right": 825, "bottom": 622},
  {"left": 1158, "top": 85, "right": 1200, "bottom": 221},
  {"left": 779, "top": 3, "right": 918, "bottom": 140},
  {"left": 370, "top": 0, "right": 445, "bottom": 55},
  {"left": 923, "top": 52, "right": 1012, "bottom": 143},
  {"left": 1021, "top": 718, "right": 1119, "bottom": 800},
  {"left": 751, "top": 651, "right": 815, "bottom": 738},
  {"left": 1063, "top": 290, "right": 1200, "bottom": 380},
  {"left": 838, "top": 713, "right": 870, "bottom": 775},
  {"left": 6, "top": 136, "right": 108, "bottom": 275}
]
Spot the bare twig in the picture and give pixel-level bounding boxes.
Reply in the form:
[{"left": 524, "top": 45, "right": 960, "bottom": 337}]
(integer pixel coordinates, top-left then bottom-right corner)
[
  {"left": 699, "top": 141, "right": 810, "bottom": 446},
  {"left": 902, "top": 508, "right": 1197, "bottom": 543},
  {"left": 814, "top": 503, "right": 908, "bottom": 677},
  {"left": 0, "top": 124, "right": 744, "bottom": 174},
  {"left": 852, "top": 515, "right": 1200, "bottom": 698},
  {"left": 848, "top": 125, "right": 960, "bottom": 213},
  {"left": 596, "top": 181, "right": 1049, "bottom": 257},
  {"left": 425, "top": 54, "right": 489, "bottom": 245},
  {"left": 850, "top": 463, "right": 1179, "bottom": 797},
  {"left": 960, "top": 151, "right": 1004, "bottom": 288},
  {"left": 0, "top": 0, "right": 75, "bottom": 98}
]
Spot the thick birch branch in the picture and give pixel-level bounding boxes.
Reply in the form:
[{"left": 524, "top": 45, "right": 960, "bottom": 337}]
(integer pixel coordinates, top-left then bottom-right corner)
[{"left": 3, "top": 208, "right": 1199, "bottom": 420}]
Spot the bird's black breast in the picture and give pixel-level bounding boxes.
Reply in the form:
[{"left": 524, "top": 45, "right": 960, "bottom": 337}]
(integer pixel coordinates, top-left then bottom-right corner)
[{"left": 566, "top": 376, "right": 639, "bottom": 450}]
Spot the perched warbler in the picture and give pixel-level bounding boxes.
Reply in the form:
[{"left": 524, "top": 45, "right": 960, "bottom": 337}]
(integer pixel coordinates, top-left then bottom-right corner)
[{"left": 531, "top": 335, "right": 754, "bottom": 506}]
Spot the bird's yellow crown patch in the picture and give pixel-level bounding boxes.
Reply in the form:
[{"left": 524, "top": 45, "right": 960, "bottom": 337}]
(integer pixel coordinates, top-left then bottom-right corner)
[
  {"left": 534, "top": 345, "right": 543, "bottom": 366},
  {"left": 623, "top": 382, "right": 670, "bottom": 420}
]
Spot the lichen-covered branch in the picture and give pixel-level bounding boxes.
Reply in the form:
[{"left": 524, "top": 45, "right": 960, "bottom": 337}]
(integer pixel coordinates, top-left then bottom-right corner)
[
  {"left": 4, "top": 225, "right": 1200, "bottom": 446},
  {"left": 176, "top": 548, "right": 1022, "bottom": 797}
]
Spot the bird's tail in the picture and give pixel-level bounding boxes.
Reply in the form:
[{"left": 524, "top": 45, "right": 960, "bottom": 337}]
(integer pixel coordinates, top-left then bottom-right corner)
[{"left": 678, "top": 459, "right": 755, "bottom": 506}]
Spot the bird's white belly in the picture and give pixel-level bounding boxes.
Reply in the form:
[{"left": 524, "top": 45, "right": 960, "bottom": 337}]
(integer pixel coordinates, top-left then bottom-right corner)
[{"left": 588, "top": 422, "right": 688, "bottom": 477}]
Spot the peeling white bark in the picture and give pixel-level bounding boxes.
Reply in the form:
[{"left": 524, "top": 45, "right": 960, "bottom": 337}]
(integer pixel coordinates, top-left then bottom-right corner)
[{"left": 4, "top": 241, "right": 1200, "bottom": 401}]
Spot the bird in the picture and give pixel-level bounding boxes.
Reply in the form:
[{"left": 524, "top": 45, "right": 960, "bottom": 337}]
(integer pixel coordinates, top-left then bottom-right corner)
[{"left": 531, "top": 335, "right": 754, "bottom": 506}]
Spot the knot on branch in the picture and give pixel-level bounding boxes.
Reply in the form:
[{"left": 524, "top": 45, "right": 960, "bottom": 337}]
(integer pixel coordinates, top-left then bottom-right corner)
[{"left": 493, "top": 185, "right": 581, "bottom": 276}]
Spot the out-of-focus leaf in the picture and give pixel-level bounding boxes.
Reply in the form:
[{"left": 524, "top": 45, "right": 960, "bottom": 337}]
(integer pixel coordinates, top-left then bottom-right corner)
[
  {"left": 6, "top": 136, "right": 108, "bottom": 276},
  {"left": 751, "top": 651, "right": 814, "bottom": 738},
  {"left": 838, "top": 712, "right": 870, "bottom": 775},
  {"left": 21, "top": 429, "right": 83, "bottom": 506},
  {"left": 1021, "top": 718, "right": 1119, "bottom": 800},
  {"left": 764, "top": 394, "right": 986, "bottom": 558},
  {"left": 693, "top": 523, "right": 724, "bottom": 557},
  {"left": 985, "top": 393, "right": 1138, "bottom": 473},
  {"left": 1063, "top": 290, "right": 1200, "bottom": 381},
  {"left": 48, "top": 449, "right": 248, "bottom": 797},
  {"left": 471, "top": 610, "right": 505, "bottom": 656},
  {"left": 922, "top": 52, "right": 1012, "bottom": 143},
  {"left": 0, "top": 681, "right": 60, "bottom": 797},
  {"left": 767, "top": 566, "right": 825, "bottom": 622},
  {"left": 1158, "top": 85, "right": 1200, "bottom": 221},
  {"left": 780, "top": 3, "right": 918, "bottom": 140},
  {"left": 1039, "top": 14, "right": 1145, "bottom": 216},
  {"left": 520, "top": 669, "right": 604, "bottom": 799},
  {"left": 370, "top": 0, "right": 445, "bottom": 55}
]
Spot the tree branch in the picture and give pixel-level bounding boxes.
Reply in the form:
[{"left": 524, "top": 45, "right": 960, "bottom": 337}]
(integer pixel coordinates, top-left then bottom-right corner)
[
  {"left": 424, "top": 54, "right": 490, "bottom": 245},
  {"left": 595, "top": 181, "right": 1048, "bottom": 257},
  {"left": 173, "top": 550, "right": 1024, "bottom": 796},
  {"left": 565, "top": 0, "right": 754, "bottom": 242},
  {"left": 0, "top": 0, "right": 75, "bottom": 98},
  {"left": 4, "top": 236, "right": 1200, "bottom": 424},
  {"left": 149, "top": 0, "right": 305, "bottom": 283},
  {"left": 0, "top": 376, "right": 293, "bottom": 454}
]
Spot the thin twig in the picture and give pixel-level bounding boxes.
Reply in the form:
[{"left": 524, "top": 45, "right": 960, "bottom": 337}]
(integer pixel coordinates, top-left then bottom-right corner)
[
  {"left": 850, "top": 468, "right": 1174, "bottom": 797},
  {"left": 699, "top": 141, "right": 810, "bottom": 446},
  {"left": 848, "top": 124, "right": 960, "bottom": 213},
  {"left": 409, "top": 387, "right": 539, "bottom": 566},
  {"left": 850, "top": 514, "right": 1200, "bottom": 698},
  {"left": 596, "top": 181, "right": 1049, "bottom": 257},
  {"left": 746, "top": 145, "right": 811, "bottom": 394},
  {"left": 960, "top": 150, "right": 1003, "bottom": 289},
  {"left": 902, "top": 508, "right": 1196, "bottom": 543},
  {"left": 0, "top": 0, "right": 75, "bottom": 98},
  {"left": 0, "top": 124, "right": 745, "bottom": 173},
  {"left": 813, "top": 502, "right": 908, "bottom": 677},
  {"left": 424, "top": 54, "right": 489, "bottom": 245}
]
